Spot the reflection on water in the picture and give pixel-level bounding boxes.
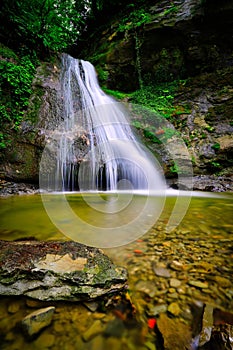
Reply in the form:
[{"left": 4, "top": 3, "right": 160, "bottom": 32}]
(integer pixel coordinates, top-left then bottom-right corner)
[{"left": 0, "top": 191, "right": 232, "bottom": 349}]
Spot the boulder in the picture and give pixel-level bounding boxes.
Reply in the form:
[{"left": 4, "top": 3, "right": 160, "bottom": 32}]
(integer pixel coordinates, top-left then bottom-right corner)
[{"left": 0, "top": 240, "right": 127, "bottom": 301}]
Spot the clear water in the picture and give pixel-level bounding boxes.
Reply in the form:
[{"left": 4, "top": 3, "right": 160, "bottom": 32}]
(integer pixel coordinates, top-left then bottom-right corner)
[{"left": 0, "top": 191, "right": 232, "bottom": 243}]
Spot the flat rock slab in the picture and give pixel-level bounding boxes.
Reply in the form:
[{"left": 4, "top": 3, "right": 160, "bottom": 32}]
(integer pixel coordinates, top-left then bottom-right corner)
[{"left": 0, "top": 240, "right": 127, "bottom": 301}]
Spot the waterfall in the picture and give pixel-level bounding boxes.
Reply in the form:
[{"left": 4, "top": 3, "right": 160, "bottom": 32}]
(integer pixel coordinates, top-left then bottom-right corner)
[{"left": 41, "top": 54, "right": 164, "bottom": 193}]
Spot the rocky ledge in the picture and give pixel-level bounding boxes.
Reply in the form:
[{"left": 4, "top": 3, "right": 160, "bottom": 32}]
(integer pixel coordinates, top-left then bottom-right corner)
[
  {"left": 0, "top": 180, "right": 39, "bottom": 196},
  {"left": 167, "top": 175, "right": 233, "bottom": 192},
  {"left": 0, "top": 240, "right": 127, "bottom": 301}
]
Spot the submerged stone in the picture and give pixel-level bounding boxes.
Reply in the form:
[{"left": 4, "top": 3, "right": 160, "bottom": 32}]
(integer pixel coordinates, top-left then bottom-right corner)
[
  {"left": 21, "top": 306, "right": 55, "bottom": 337},
  {"left": 0, "top": 240, "right": 127, "bottom": 301},
  {"left": 82, "top": 320, "right": 105, "bottom": 342}
]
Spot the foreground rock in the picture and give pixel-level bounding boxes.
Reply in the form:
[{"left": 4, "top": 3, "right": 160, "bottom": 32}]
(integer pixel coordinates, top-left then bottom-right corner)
[{"left": 0, "top": 240, "right": 127, "bottom": 301}]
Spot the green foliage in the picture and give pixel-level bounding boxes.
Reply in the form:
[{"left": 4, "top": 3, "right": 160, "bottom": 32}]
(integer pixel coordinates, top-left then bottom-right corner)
[
  {"left": 0, "top": 45, "right": 18, "bottom": 61},
  {"left": 1, "top": 0, "right": 86, "bottom": 53},
  {"left": 160, "top": 127, "right": 179, "bottom": 141},
  {"left": 142, "top": 128, "right": 162, "bottom": 144},
  {"left": 162, "top": 4, "right": 178, "bottom": 16},
  {"left": 211, "top": 142, "right": 220, "bottom": 150},
  {"left": 129, "top": 80, "right": 191, "bottom": 121},
  {"left": 96, "top": 67, "right": 109, "bottom": 85},
  {"left": 205, "top": 125, "right": 215, "bottom": 132},
  {"left": 130, "top": 82, "right": 176, "bottom": 118},
  {"left": 102, "top": 88, "right": 129, "bottom": 100},
  {"left": 209, "top": 161, "right": 221, "bottom": 169},
  {"left": 132, "top": 121, "right": 162, "bottom": 144},
  {"left": 170, "top": 161, "right": 181, "bottom": 174},
  {"left": 0, "top": 133, "right": 8, "bottom": 150},
  {"left": 118, "top": 8, "right": 151, "bottom": 32},
  {"left": 0, "top": 51, "right": 36, "bottom": 136}
]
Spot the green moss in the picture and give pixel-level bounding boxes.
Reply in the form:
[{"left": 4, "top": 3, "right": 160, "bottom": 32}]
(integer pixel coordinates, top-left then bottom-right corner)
[
  {"left": 102, "top": 88, "right": 129, "bottom": 100},
  {"left": 162, "top": 5, "right": 179, "bottom": 17},
  {"left": 211, "top": 143, "right": 220, "bottom": 150},
  {"left": 170, "top": 161, "right": 181, "bottom": 175},
  {"left": 0, "top": 44, "right": 18, "bottom": 61},
  {"left": 118, "top": 8, "right": 151, "bottom": 32},
  {"left": 129, "top": 81, "right": 180, "bottom": 119},
  {"left": 96, "top": 66, "right": 109, "bottom": 86}
]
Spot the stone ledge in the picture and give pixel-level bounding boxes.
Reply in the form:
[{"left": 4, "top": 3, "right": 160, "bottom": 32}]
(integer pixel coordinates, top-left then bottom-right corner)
[{"left": 0, "top": 240, "right": 127, "bottom": 301}]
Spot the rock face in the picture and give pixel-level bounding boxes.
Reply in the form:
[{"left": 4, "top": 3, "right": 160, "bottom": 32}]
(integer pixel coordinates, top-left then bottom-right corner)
[
  {"left": 86, "top": 0, "right": 233, "bottom": 91},
  {"left": 0, "top": 240, "right": 127, "bottom": 301},
  {"left": 80, "top": 0, "right": 233, "bottom": 185},
  {"left": 0, "top": 58, "right": 63, "bottom": 183}
]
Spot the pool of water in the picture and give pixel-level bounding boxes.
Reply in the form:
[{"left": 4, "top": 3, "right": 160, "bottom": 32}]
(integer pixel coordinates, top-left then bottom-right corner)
[{"left": 0, "top": 191, "right": 232, "bottom": 349}]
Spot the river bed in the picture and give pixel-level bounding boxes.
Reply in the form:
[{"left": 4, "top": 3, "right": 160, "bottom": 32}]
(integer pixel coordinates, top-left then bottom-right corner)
[{"left": 0, "top": 191, "right": 232, "bottom": 349}]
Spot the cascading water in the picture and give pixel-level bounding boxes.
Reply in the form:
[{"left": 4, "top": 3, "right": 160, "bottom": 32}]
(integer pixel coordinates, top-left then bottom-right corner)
[{"left": 41, "top": 53, "right": 164, "bottom": 193}]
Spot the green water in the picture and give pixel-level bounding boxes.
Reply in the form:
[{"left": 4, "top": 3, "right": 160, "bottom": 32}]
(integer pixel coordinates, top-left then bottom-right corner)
[
  {"left": 0, "top": 191, "right": 232, "bottom": 243},
  {"left": 0, "top": 191, "right": 165, "bottom": 246}
]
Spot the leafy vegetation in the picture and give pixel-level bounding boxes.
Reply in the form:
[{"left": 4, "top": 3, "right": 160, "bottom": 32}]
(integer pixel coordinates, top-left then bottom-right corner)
[
  {"left": 0, "top": 0, "right": 86, "bottom": 53},
  {"left": 211, "top": 142, "right": 220, "bottom": 150},
  {"left": 102, "top": 88, "right": 129, "bottom": 100},
  {"left": 118, "top": 8, "right": 151, "bottom": 32},
  {"left": 170, "top": 161, "right": 181, "bottom": 175},
  {"left": 0, "top": 46, "right": 37, "bottom": 148},
  {"left": 130, "top": 83, "right": 175, "bottom": 117}
]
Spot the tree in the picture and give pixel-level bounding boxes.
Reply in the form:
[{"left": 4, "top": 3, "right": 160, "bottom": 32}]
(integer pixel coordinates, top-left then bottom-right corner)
[{"left": 0, "top": 0, "right": 87, "bottom": 52}]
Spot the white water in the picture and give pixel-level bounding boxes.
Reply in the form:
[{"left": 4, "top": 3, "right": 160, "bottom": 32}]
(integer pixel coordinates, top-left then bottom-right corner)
[{"left": 41, "top": 54, "right": 164, "bottom": 193}]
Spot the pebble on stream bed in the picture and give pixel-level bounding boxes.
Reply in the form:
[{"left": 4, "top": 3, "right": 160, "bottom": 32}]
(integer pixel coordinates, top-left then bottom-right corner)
[{"left": 21, "top": 306, "right": 55, "bottom": 337}]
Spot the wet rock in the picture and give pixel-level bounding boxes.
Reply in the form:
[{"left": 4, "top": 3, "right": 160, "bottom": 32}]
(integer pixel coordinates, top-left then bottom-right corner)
[
  {"left": 157, "top": 313, "right": 192, "bottom": 350},
  {"left": 21, "top": 306, "right": 55, "bottom": 337},
  {"left": 0, "top": 240, "right": 127, "bottom": 301},
  {"left": 199, "top": 304, "right": 214, "bottom": 347},
  {"left": 84, "top": 301, "right": 99, "bottom": 312},
  {"left": 188, "top": 280, "right": 209, "bottom": 289},
  {"left": 147, "top": 304, "right": 167, "bottom": 317},
  {"left": 169, "top": 260, "right": 184, "bottom": 271},
  {"left": 214, "top": 309, "right": 233, "bottom": 326},
  {"left": 152, "top": 264, "right": 171, "bottom": 278},
  {"left": 206, "top": 324, "right": 233, "bottom": 350},
  {"left": 144, "top": 341, "right": 156, "bottom": 350},
  {"left": 8, "top": 301, "right": 20, "bottom": 314},
  {"left": 192, "top": 175, "right": 233, "bottom": 192},
  {"left": 135, "top": 280, "right": 158, "bottom": 298},
  {"left": 0, "top": 180, "right": 39, "bottom": 197},
  {"left": 170, "top": 278, "right": 181, "bottom": 288},
  {"left": 82, "top": 320, "right": 105, "bottom": 342},
  {"left": 104, "top": 318, "right": 126, "bottom": 338},
  {"left": 167, "top": 302, "right": 181, "bottom": 316},
  {"left": 34, "top": 333, "right": 55, "bottom": 348}
]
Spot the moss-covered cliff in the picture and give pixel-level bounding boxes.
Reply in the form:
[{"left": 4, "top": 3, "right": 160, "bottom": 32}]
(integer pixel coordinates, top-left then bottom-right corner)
[{"left": 78, "top": 0, "right": 233, "bottom": 188}]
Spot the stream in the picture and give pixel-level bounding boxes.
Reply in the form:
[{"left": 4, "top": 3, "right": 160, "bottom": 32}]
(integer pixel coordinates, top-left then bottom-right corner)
[{"left": 0, "top": 191, "right": 232, "bottom": 349}]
